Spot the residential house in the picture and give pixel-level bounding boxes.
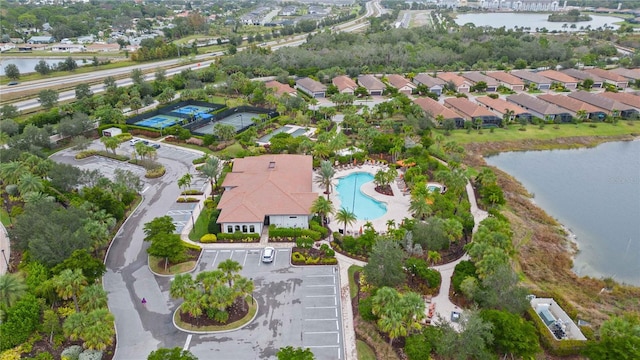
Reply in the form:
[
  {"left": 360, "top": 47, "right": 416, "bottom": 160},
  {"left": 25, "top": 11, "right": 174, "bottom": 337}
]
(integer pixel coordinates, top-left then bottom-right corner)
[
  {"left": 599, "top": 92, "right": 640, "bottom": 112},
  {"left": 296, "top": 77, "right": 327, "bottom": 98},
  {"left": 51, "top": 44, "right": 86, "bottom": 52},
  {"left": 568, "top": 91, "right": 638, "bottom": 119},
  {"left": 510, "top": 70, "right": 553, "bottom": 90},
  {"left": 412, "top": 73, "right": 446, "bottom": 96},
  {"left": 460, "top": 72, "right": 499, "bottom": 92},
  {"left": 537, "top": 70, "right": 580, "bottom": 90},
  {"left": 538, "top": 94, "right": 606, "bottom": 121},
  {"left": 386, "top": 74, "right": 416, "bottom": 95},
  {"left": 506, "top": 93, "right": 572, "bottom": 122},
  {"left": 486, "top": 71, "right": 525, "bottom": 91},
  {"left": 475, "top": 96, "right": 532, "bottom": 123},
  {"left": 266, "top": 80, "right": 297, "bottom": 97},
  {"left": 357, "top": 75, "right": 386, "bottom": 96},
  {"left": 561, "top": 68, "right": 604, "bottom": 88},
  {"left": 27, "top": 36, "right": 55, "bottom": 44},
  {"left": 217, "top": 155, "right": 317, "bottom": 235},
  {"left": 86, "top": 43, "right": 120, "bottom": 52},
  {"left": 436, "top": 72, "right": 471, "bottom": 93},
  {"left": 77, "top": 35, "right": 96, "bottom": 44},
  {"left": 443, "top": 97, "right": 502, "bottom": 126},
  {"left": 584, "top": 68, "right": 628, "bottom": 89},
  {"left": 609, "top": 67, "right": 640, "bottom": 83},
  {"left": 413, "top": 97, "right": 464, "bottom": 128},
  {"left": 332, "top": 75, "right": 358, "bottom": 95}
]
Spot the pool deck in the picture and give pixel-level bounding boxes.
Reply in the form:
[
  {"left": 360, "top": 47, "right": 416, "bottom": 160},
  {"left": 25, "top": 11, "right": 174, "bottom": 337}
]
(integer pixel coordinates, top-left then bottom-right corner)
[{"left": 313, "top": 163, "right": 411, "bottom": 234}]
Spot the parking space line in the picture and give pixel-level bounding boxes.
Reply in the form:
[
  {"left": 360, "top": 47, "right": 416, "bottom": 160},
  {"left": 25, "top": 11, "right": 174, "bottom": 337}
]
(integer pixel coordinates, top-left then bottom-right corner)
[
  {"left": 183, "top": 334, "right": 192, "bottom": 350},
  {"left": 211, "top": 251, "right": 219, "bottom": 267},
  {"left": 305, "top": 275, "right": 335, "bottom": 278},
  {"left": 305, "top": 295, "right": 335, "bottom": 298},
  {"left": 242, "top": 251, "right": 248, "bottom": 267}
]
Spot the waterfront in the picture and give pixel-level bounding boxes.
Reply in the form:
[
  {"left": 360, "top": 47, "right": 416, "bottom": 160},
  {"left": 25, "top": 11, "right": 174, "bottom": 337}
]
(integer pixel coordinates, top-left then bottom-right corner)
[
  {"left": 486, "top": 141, "right": 640, "bottom": 286},
  {"left": 0, "top": 57, "right": 92, "bottom": 76},
  {"left": 454, "top": 12, "right": 621, "bottom": 32}
]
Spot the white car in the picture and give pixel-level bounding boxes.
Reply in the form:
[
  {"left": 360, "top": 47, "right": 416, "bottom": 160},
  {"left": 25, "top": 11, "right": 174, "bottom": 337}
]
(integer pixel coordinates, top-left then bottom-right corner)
[
  {"left": 130, "top": 138, "right": 141, "bottom": 146},
  {"left": 262, "top": 247, "right": 275, "bottom": 263}
]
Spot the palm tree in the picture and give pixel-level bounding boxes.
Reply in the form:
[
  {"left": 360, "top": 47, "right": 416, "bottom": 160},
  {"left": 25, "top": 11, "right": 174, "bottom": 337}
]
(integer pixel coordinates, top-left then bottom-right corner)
[
  {"left": 197, "top": 270, "right": 224, "bottom": 293},
  {"left": 201, "top": 156, "right": 222, "bottom": 198},
  {"left": 371, "top": 286, "right": 400, "bottom": 318},
  {"left": 386, "top": 219, "right": 396, "bottom": 232},
  {"left": 502, "top": 109, "right": 514, "bottom": 128},
  {"left": 79, "top": 284, "right": 108, "bottom": 311},
  {"left": 335, "top": 208, "right": 357, "bottom": 235},
  {"left": 218, "top": 259, "right": 242, "bottom": 287},
  {"left": 314, "top": 160, "right": 335, "bottom": 200},
  {"left": 81, "top": 308, "right": 115, "bottom": 351},
  {"left": 378, "top": 311, "right": 406, "bottom": 346},
  {"left": 427, "top": 250, "right": 442, "bottom": 266},
  {"left": 310, "top": 196, "right": 335, "bottom": 225},
  {"left": 0, "top": 273, "right": 27, "bottom": 309},
  {"left": 398, "top": 292, "right": 426, "bottom": 332},
  {"left": 17, "top": 172, "right": 44, "bottom": 195},
  {"left": 177, "top": 173, "right": 193, "bottom": 199},
  {"left": 409, "top": 197, "right": 431, "bottom": 220},
  {"left": 0, "top": 161, "right": 28, "bottom": 185},
  {"left": 170, "top": 274, "right": 195, "bottom": 299},
  {"left": 53, "top": 269, "right": 87, "bottom": 313},
  {"left": 181, "top": 290, "right": 204, "bottom": 324},
  {"left": 233, "top": 277, "right": 255, "bottom": 312},
  {"left": 22, "top": 191, "right": 55, "bottom": 204},
  {"left": 100, "top": 136, "right": 119, "bottom": 155}
]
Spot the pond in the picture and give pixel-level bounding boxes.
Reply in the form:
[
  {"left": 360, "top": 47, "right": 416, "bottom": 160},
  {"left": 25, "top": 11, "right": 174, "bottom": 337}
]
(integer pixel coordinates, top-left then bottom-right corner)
[{"left": 454, "top": 12, "right": 621, "bottom": 32}]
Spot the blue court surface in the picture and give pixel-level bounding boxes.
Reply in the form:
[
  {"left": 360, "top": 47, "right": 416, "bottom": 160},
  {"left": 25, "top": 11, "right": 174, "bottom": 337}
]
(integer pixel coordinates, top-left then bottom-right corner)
[{"left": 135, "top": 115, "right": 182, "bottom": 129}]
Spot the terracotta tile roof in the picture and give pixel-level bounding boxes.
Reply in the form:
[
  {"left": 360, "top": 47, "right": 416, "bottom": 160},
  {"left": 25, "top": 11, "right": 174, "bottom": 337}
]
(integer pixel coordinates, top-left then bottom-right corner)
[
  {"left": 584, "top": 68, "right": 628, "bottom": 83},
  {"left": 486, "top": 71, "right": 525, "bottom": 85},
  {"left": 295, "top": 77, "right": 327, "bottom": 93},
  {"left": 436, "top": 72, "right": 470, "bottom": 87},
  {"left": 266, "top": 80, "right": 297, "bottom": 96},
  {"left": 460, "top": 72, "right": 499, "bottom": 86},
  {"left": 537, "top": 70, "right": 579, "bottom": 84},
  {"left": 332, "top": 75, "right": 358, "bottom": 92},
  {"left": 538, "top": 94, "right": 603, "bottom": 114},
  {"left": 609, "top": 67, "right": 640, "bottom": 81},
  {"left": 511, "top": 70, "right": 553, "bottom": 85},
  {"left": 413, "top": 73, "right": 445, "bottom": 87},
  {"left": 507, "top": 93, "right": 568, "bottom": 115},
  {"left": 568, "top": 91, "right": 633, "bottom": 112},
  {"left": 444, "top": 97, "right": 497, "bottom": 118},
  {"left": 599, "top": 92, "right": 640, "bottom": 109},
  {"left": 475, "top": 96, "right": 530, "bottom": 115},
  {"left": 412, "top": 97, "right": 462, "bottom": 120},
  {"left": 386, "top": 74, "right": 415, "bottom": 89},
  {"left": 357, "top": 75, "right": 385, "bottom": 91},
  {"left": 561, "top": 68, "right": 604, "bottom": 83},
  {"left": 217, "top": 155, "right": 317, "bottom": 223}
]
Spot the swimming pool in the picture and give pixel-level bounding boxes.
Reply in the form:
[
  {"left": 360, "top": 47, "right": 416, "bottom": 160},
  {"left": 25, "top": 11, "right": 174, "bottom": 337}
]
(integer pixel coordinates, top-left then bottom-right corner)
[{"left": 336, "top": 172, "right": 387, "bottom": 220}]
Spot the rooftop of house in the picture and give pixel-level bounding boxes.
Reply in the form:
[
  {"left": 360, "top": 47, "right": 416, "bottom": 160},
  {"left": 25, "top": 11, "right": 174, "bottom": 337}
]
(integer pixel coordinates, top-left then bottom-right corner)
[
  {"left": 295, "top": 77, "right": 327, "bottom": 92},
  {"left": 217, "top": 155, "right": 317, "bottom": 223},
  {"left": 584, "top": 68, "right": 629, "bottom": 83},
  {"left": 507, "top": 93, "right": 569, "bottom": 115},
  {"left": 413, "top": 73, "right": 446, "bottom": 87},
  {"left": 538, "top": 93, "right": 604, "bottom": 114},
  {"left": 485, "top": 71, "right": 525, "bottom": 85},
  {"left": 537, "top": 70, "right": 580, "bottom": 84},
  {"left": 332, "top": 75, "right": 358, "bottom": 91},
  {"left": 561, "top": 68, "right": 604, "bottom": 82},
  {"left": 609, "top": 67, "right": 640, "bottom": 81},
  {"left": 266, "top": 80, "right": 297, "bottom": 96},
  {"left": 568, "top": 90, "right": 632, "bottom": 111},
  {"left": 598, "top": 91, "right": 640, "bottom": 108},
  {"left": 475, "top": 96, "right": 530, "bottom": 115},
  {"left": 444, "top": 97, "right": 498, "bottom": 118},
  {"left": 460, "top": 72, "right": 499, "bottom": 86},
  {"left": 413, "top": 97, "right": 463, "bottom": 120},
  {"left": 436, "top": 72, "right": 470, "bottom": 87},
  {"left": 511, "top": 70, "right": 553, "bottom": 84},
  {"left": 386, "top": 74, "right": 415, "bottom": 89},
  {"left": 357, "top": 74, "right": 385, "bottom": 90}
]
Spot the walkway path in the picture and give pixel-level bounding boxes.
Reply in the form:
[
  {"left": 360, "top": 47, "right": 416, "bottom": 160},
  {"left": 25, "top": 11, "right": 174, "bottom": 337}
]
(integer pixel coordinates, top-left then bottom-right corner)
[{"left": 0, "top": 223, "right": 10, "bottom": 275}]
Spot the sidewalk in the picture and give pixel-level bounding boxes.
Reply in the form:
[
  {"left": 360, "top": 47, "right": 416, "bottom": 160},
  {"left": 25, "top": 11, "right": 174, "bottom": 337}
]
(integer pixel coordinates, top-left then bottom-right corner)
[{"left": 0, "top": 222, "right": 9, "bottom": 275}]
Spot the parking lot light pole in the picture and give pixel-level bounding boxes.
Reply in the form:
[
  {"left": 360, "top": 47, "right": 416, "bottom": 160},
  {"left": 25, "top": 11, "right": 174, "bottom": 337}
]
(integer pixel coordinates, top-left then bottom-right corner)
[{"left": 1, "top": 249, "right": 8, "bottom": 270}]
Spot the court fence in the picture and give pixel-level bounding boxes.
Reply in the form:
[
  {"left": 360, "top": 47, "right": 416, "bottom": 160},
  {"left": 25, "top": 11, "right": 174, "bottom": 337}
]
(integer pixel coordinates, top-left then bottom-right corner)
[
  {"left": 187, "top": 106, "right": 279, "bottom": 136},
  {"left": 126, "top": 100, "right": 226, "bottom": 126}
]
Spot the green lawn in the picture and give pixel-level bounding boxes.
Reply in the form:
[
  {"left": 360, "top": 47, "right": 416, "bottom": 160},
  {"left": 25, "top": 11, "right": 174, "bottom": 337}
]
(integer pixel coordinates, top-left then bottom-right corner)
[
  {"left": 0, "top": 208, "right": 12, "bottom": 227},
  {"left": 348, "top": 265, "right": 363, "bottom": 299},
  {"left": 442, "top": 121, "right": 638, "bottom": 144},
  {"left": 189, "top": 208, "right": 212, "bottom": 242},
  {"left": 357, "top": 340, "right": 376, "bottom": 360}
]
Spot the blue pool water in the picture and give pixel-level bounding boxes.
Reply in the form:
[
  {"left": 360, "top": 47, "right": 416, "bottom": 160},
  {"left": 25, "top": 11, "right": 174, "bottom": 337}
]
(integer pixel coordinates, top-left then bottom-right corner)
[{"left": 336, "top": 172, "right": 387, "bottom": 220}]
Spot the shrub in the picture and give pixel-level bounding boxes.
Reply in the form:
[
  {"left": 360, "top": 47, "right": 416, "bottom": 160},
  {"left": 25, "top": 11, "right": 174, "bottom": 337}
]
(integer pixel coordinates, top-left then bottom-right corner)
[
  {"left": 207, "top": 209, "right": 221, "bottom": 234},
  {"left": 320, "top": 257, "right": 337, "bottom": 265},
  {"left": 146, "top": 166, "right": 165, "bottom": 178},
  {"left": 305, "top": 257, "right": 320, "bottom": 265},
  {"left": 452, "top": 260, "right": 478, "bottom": 293},
  {"left": 292, "top": 252, "right": 306, "bottom": 262},
  {"left": 0, "top": 295, "right": 41, "bottom": 351},
  {"left": 0, "top": 346, "right": 22, "bottom": 360},
  {"left": 295, "top": 236, "right": 314, "bottom": 248},
  {"left": 75, "top": 150, "right": 98, "bottom": 159},
  {"left": 114, "top": 133, "right": 132, "bottom": 142},
  {"left": 33, "top": 352, "right": 55, "bottom": 360},
  {"left": 200, "top": 234, "right": 217, "bottom": 243},
  {"left": 203, "top": 199, "right": 216, "bottom": 209},
  {"left": 78, "top": 350, "right": 103, "bottom": 360},
  {"left": 268, "top": 225, "right": 321, "bottom": 241},
  {"left": 405, "top": 333, "right": 432, "bottom": 360},
  {"left": 181, "top": 189, "right": 204, "bottom": 195},
  {"left": 176, "top": 197, "right": 199, "bottom": 203},
  {"left": 217, "top": 232, "right": 260, "bottom": 242},
  {"left": 358, "top": 296, "right": 377, "bottom": 321},
  {"left": 310, "top": 222, "right": 329, "bottom": 238},
  {"left": 61, "top": 345, "right": 83, "bottom": 360}
]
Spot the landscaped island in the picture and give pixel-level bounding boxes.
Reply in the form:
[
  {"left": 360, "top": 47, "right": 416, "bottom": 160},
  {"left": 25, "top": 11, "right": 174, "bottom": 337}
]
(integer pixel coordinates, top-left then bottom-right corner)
[{"left": 548, "top": 9, "right": 592, "bottom": 22}]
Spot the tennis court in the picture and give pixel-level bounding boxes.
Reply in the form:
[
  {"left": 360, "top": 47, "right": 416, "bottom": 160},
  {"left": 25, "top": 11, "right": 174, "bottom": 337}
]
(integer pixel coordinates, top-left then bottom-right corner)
[
  {"left": 193, "top": 112, "right": 263, "bottom": 134},
  {"left": 135, "top": 115, "right": 182, "bottom": 129},
  {"left": 172, "top": 105, "right": 214, "bottom": 115}
]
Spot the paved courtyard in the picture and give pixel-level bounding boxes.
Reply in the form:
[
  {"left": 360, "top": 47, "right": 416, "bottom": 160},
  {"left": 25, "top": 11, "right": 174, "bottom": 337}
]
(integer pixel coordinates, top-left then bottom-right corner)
[{"left": 185, "top": 248, "right": 344, "bottom": 360}]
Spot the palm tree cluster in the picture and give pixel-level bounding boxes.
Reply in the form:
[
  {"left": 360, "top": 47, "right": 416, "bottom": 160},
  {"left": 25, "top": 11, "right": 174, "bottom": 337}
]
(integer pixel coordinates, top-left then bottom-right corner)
[
  {"left": 200, "top": 156, "right": 222, "bottom": 199},
  {"left": 373, "top": 167, "right": 398, "bottom": 191},
  {"left": 371, "top": 287, "right": 426, "bottom": 345},
  {"left": 314, "top": 160, "right": 336, "bottom": 199},
  {"left": 0, "top": 154, "right": 52, "bottom": 204},
  {"left": 170, "top": 259, "right": 254, "bottom": 325}
]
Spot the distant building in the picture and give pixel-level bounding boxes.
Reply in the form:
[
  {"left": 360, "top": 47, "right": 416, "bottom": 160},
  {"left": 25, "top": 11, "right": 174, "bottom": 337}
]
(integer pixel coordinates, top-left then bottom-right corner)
[
  {"left": 28, "top": 36, "right": 55, "bottom": 44},
  {"left": 296, "top": 77, "right": 327, "bottom": 98},
  {"left": 530, "top": 297, "right": 587, "bottom": 341}
]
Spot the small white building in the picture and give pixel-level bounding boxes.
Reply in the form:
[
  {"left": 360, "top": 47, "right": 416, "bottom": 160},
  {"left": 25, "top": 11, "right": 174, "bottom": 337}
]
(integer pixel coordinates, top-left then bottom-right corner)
[
  {"left": 531, "top": 297, "right": 587, "bottom": 341},
  {"left": 102, "top": 127, "right": 122, "bottom": 137}
]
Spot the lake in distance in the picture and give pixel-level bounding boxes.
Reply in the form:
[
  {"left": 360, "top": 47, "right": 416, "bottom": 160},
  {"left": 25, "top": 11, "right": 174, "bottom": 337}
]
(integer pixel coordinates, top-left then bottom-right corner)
[
  {"left": 454, "top": 12, "right": 621, "bottom": 32},
  {"left": 486, "top": 140, "right": 640, "bottom": 286}
]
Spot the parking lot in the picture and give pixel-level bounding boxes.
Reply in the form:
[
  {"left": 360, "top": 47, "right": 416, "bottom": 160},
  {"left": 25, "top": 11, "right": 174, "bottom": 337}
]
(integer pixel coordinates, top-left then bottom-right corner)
[{"left": 186, "top": 248, "right": 344, "bottom": 360}]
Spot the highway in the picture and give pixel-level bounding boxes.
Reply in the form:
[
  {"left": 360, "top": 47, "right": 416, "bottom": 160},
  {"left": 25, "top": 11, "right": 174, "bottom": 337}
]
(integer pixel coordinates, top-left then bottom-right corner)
[{"left": 1, "top": 1, "right": 380, "bottom": 113}]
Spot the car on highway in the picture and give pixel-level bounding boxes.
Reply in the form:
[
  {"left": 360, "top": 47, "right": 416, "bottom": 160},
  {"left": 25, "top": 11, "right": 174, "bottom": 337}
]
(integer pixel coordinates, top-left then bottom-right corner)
[
  {"left": 7, "top": 81, "right": 19, "bottom": 86},
  {"left": 262, "top": 247, "right": 275, "bottom": 263}
]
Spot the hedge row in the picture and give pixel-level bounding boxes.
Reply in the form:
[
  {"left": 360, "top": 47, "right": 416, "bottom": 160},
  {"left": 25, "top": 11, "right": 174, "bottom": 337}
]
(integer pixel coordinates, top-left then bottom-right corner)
[
  {"left": 216, "top": 232, "right": 260, "bottom": 242},
  {"left": 291, "top": 251, "right": 337, "bottom": 265},
  {"left": 176, "top": 197, "right": 199, "bottom": 203},
  {"left": 268, "top": 225, "right": 322, "bottom": 242},
  {"left": 75, "top": 150, "right": 129, "bottom": 162}
]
